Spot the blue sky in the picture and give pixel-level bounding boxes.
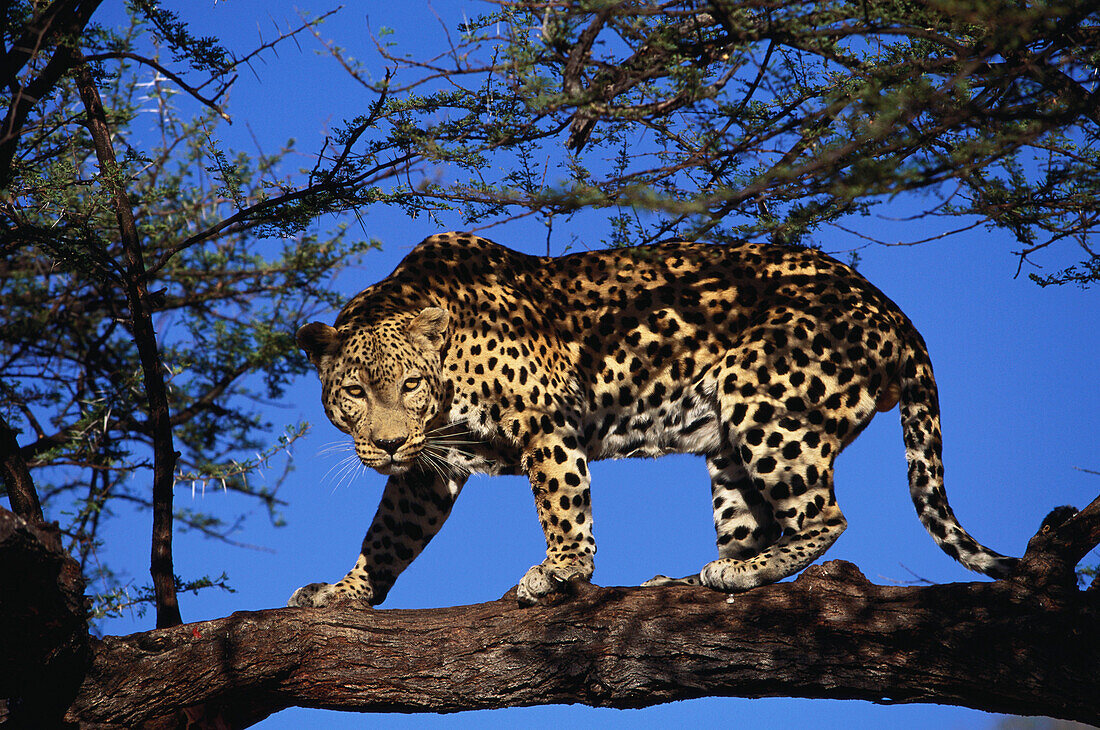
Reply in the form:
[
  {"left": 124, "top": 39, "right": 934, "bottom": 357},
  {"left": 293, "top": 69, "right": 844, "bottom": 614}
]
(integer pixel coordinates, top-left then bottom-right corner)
[{"left": 87, "top": 2, "right": 1098, "bottom": 728}]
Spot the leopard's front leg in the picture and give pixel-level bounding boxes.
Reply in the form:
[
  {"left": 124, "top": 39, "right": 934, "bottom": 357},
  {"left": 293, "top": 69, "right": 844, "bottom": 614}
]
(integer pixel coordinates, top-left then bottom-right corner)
[
  {"left": 288, "top": 468, "right": 466, "bottom": 607},
  {"left": 517, "top": 434, "right": 595, "bottom": 605}
]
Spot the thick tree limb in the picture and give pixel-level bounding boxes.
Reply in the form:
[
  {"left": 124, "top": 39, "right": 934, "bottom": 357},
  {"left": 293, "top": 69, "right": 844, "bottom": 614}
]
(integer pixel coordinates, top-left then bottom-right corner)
[
  {"left": 63, "top": 561, "right": 1100, "bottom": 728},
  {"left": 61, "top": 497, "right": 1100, "bottom": 728},
  {"left": 2, "top": 500, "right": 1097, "bottom": 728}
]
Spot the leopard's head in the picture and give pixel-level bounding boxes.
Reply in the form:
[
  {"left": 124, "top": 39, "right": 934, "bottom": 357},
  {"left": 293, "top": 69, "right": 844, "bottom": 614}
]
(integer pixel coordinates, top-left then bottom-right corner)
[{"left": 297, "top": 307, "right": 450, "bottom": 475}]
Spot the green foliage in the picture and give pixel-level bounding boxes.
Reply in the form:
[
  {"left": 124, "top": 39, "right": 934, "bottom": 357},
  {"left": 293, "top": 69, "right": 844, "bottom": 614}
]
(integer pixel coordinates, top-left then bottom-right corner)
[
  {"left": 1078, "top": 563, "right": 1098, "bottom": 590},
  {"left": 1030, "top": 257, "right": 1100, "bottom": 289},
  {"left": 92, "top": 571, "right": 235, "bottom": 622},
  {"left": 127, "top": 0, "right": 232, "bottom": 75},
  {"left": 0, "top": 6, "right": 371, "bottom": 617},
  {"left": 346, "top": 0, "right": 1099, "bottom": 277}
]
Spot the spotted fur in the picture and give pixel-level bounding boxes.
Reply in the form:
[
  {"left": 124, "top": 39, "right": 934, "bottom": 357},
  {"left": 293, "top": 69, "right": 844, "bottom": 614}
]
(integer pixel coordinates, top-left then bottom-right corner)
[{"left": 288, "top": 232, "right": 1016, "bottom": 607}]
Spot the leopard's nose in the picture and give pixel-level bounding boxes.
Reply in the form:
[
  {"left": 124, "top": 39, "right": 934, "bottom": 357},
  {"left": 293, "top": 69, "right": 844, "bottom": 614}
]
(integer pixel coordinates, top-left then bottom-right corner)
[{"left": 375, "top": 437, "right": 407, "bottom": 455}]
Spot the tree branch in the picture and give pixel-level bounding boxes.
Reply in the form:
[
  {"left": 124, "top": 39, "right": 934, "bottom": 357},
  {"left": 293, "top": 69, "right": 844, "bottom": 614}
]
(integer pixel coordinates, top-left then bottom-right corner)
[
  {"left": 73, "top": 59, "right": 182, "bottom": 629},
  {"left": 81, "top": 51, "right": 233, "bottom": 122},
  {"left": 50, "top": 496, "right": 1100, "bottom": 729},
  {"left": 0, "top": 0, "right": 104, "bottom": 187},
  {"left": 56, "top": 559, "right": 1098, "bottom": 728},
  {"left": 2, "top": 496, "right": 1097, "bottom": 728},
  {"left": 0, "top": 415, "right": 42, "bottom": 521}
]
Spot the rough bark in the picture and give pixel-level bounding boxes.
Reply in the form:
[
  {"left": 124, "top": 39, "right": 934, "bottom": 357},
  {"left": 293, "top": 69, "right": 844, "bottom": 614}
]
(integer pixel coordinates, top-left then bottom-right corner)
[
  {"left": 0, "top": 416, "right": 42, "bottom": 522},
  {"left": 1, "top": 499, "right": 1097, "bottom": 729},
  {"left": 0, "top": 509, "right": 88, "bottom": 726}
]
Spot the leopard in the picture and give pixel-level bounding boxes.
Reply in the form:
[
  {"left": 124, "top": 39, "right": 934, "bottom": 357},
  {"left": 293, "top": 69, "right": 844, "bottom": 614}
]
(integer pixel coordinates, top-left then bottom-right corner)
[{"left": 288, "top": 231, "right": 1017, "bottom": 608}]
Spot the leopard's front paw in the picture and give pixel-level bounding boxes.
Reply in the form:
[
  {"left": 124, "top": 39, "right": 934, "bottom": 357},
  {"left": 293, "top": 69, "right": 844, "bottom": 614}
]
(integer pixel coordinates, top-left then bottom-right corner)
[
  {"left": 516, "top": 564, "right": 555, "bottom": 605},
  {"left": 287, "top": 581, "right": 372, "bottom": 608},
  {"left": 515, "top": 560, "right": 592, "bottom": 605},
  {"left": 287, "top": 582, "right": 340, "bottom": 607}
]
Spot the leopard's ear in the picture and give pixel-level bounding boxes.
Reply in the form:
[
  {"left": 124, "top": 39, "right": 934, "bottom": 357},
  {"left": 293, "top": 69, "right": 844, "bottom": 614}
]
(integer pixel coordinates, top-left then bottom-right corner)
[
  {"left": 407, "top": 307, "right": 450, "bottom": 352},
  {"left": 296, "top": 322, "right": 339, "bottom": 367}
]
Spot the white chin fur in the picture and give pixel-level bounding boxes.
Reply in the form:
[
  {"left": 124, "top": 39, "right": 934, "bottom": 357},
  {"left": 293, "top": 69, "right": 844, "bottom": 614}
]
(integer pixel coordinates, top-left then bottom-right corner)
[{"left": 369, "top": 459, "right": 413, "bottom": 476}]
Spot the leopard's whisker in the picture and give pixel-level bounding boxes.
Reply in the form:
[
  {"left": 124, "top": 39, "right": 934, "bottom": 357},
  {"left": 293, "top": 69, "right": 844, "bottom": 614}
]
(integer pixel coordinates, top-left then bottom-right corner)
[
  {"left": 335, "top": 452, "right": 368, "bottom": 493},
  {"left": 317, "top": 440, "right": 354, "bottom": 457},
  {"left": 419, "top": 444, "right": 473, "bottom": 476},
  {"left": 427, "top": 426, "right": 475, "bottom": 440},
  {"left": 320, "top": 450, "right": 358, "bottom": 488},
  {"left": 426, "top": 434, "right": 479, "bottom": 443},
  {"left": 422, "top": 443, "right": 478, "bottom": 465},
  {"left": 417, "top": 448, "right": 457, "bottom": 479},
  {"left": 414, "top": 452, "right": 440, "bottom": 480}
]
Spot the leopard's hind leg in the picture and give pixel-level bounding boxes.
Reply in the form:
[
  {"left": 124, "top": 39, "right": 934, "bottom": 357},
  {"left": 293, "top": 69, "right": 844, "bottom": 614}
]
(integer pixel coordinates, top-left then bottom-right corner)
[
  {"left": 642, "top": 446, "right": 777, "bottom": 587},
  {"left": 699, "top": 404, "right": 849, "bottom": 592}
]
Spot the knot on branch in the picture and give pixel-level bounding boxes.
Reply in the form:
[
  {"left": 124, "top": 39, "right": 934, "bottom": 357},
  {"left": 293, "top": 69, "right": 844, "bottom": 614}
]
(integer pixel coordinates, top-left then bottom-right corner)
[{"left": 793, "top": 559, "right": 872, "bottom": 588}]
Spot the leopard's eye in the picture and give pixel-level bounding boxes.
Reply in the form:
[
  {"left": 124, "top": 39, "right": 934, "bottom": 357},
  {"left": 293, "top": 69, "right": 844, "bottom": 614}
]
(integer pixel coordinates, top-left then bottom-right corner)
[
  {"left": 343, "top": 384, "right": 367, "bottom": 398},
  {"left": 402, "top": 377, "right": 422, "bottom": 393}
]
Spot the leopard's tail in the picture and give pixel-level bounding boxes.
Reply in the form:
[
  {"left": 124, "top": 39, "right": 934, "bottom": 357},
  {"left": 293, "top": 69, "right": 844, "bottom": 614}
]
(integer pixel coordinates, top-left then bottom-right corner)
[{"left": 897, "top": 329, "right": 1018, "bottom": 578}]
